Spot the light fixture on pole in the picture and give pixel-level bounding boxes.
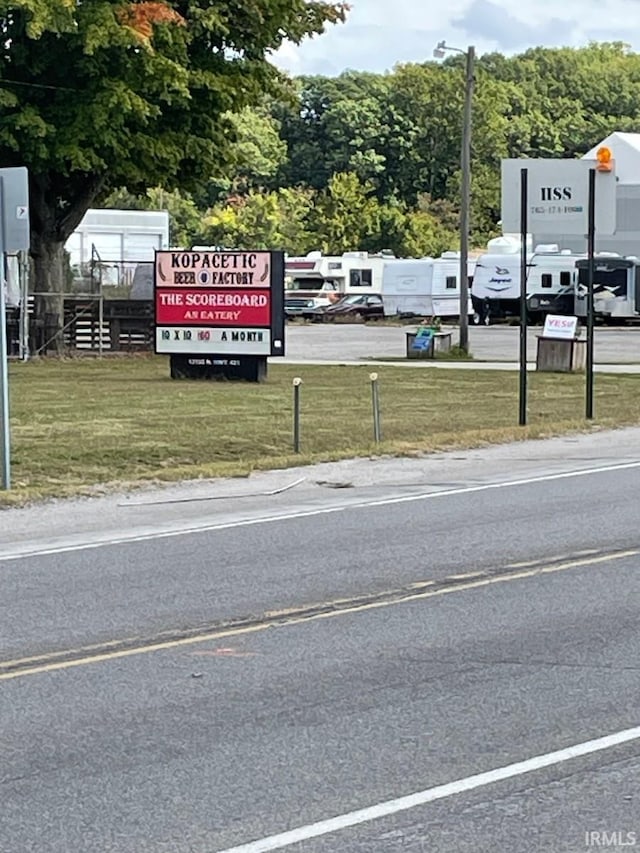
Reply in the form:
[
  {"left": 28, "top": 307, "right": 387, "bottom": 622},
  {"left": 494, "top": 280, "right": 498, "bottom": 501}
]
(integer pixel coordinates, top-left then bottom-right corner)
[{"left": 433, "top": 41, "right": 475, "bottom": 353}]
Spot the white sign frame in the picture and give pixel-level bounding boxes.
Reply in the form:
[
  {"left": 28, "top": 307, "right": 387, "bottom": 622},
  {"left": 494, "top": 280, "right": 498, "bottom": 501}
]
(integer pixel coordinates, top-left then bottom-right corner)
[{"left": 501, "top": 159, "right": 616, "bottom": 236}]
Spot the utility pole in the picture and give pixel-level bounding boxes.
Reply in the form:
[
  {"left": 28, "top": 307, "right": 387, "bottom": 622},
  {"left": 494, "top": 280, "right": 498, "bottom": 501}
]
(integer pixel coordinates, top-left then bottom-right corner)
[
  {"left": 458, "top": 45, "right": 475, "bottom": 353},
  {"left": 433, "top": 42, "right": 475, "bottom": 353}
]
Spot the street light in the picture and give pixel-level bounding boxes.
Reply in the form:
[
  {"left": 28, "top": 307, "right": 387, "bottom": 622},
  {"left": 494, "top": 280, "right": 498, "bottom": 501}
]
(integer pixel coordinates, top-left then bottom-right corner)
[{"left": 433, "top": 41, "right": 475, "bottom": 353}]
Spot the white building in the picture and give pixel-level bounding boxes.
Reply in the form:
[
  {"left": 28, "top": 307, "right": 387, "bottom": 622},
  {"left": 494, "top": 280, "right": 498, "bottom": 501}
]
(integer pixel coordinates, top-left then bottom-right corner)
[
  {"left": 64, "top": 208, "right": 170, "bottom": 289},
  {"left": 531, "top": 131, "right": 640, "bottom": 256},
  {"left": 65, "top": 208, "right": 170, "bottom": 267}
]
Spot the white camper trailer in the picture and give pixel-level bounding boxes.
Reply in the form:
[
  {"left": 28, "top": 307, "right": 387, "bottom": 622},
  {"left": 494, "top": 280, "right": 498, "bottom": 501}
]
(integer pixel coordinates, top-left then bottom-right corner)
[
  {"left": 65, "top": 208, "right": 170, "bottom": 294},
  {"left": 284, "top": 251, "right": 391, "bottom": 318},
  {"left": 525, "top": 246, "right": 586, "bottom": 321},
  {"left": 472, "top": 238, "right": 585, "bottom": 323},
  {"left": 380, "top": 252, "right": 475, "bottom": 319},
  {"left": 574, "top": 254, "right": 640, "bottom": 321},
  {"left": 470, "top": 237, "right": 522, "bottom": 322}
]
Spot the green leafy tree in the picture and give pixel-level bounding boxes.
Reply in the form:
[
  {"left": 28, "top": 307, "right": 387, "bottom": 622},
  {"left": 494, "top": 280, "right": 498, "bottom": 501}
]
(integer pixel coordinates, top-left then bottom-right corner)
[
  {"left": 202, "top": 186, "right": 316, "bottom": 254},
  {"left": 274, "top": 72, "right": 391, "bottom": 192},
  {"left": 400, "top": 209, "right": 458, "bottom": 258},
  {"left": 480, "top": 43, "right": 640, "bottom": 159},
  {"left": 309, "top": 171, "right": 382, "bottom": 253},
  {"left": 227, "top": 106, "right": 288, "bottom": 194},
  {"left": 0, "top": 0, "right": 346, "bottom": 342}
]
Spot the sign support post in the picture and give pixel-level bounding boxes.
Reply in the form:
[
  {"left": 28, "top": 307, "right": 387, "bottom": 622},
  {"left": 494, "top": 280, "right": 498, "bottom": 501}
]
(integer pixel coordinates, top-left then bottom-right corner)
[
  {"left": 0, "top": 178, "right": 10, "bottom": 489},
  {"left": 586, "top": 168, "right": 596, "bottom": 420},
  {"left": 502, "top": 152, "right": 615, "bottom": 423},
  {"left": 0, "top": 166, "right": 30, "bottom": 491},
  {"left": 519, "top": 167, "right": 528, "bottom": 427}
]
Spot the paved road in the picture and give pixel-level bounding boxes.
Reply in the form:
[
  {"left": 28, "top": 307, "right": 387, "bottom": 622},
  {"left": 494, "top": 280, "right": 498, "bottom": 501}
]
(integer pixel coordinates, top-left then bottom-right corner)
[
  {"left": 279, "top": 322, "right": 640, "bottom": 364},
  {"left": 2, "top": 431, "right": 640, "bottom": 852}
]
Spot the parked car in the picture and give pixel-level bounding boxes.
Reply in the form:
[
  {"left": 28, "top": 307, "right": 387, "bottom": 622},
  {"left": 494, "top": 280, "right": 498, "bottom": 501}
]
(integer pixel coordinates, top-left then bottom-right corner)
[{"left": 311, "top": 293, "right": 385, "bottom": 322}]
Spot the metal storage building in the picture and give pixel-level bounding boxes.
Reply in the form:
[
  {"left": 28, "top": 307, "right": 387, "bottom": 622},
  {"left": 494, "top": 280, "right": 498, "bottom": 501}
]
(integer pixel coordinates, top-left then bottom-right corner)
[{"left": 531, "top": 132, "right": 640, "bottom": 256}]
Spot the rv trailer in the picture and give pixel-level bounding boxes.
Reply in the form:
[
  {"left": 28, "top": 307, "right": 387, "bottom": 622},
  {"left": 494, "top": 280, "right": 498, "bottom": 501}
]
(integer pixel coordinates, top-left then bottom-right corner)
[
  {"left": 525, "top": 246, "right": 586, "bottom": 321},
  {"left": 471, "top": 237, "right": 523, "bottom": 323},
  {"left": 284, "top": 251, "right": 392, "bottom": 318},
  {"left": 472, "top": 239, "right": 585, "bottom": 324},
  {"left": 380, "top": 252, "right": 474, "bottom": 319},
  {"left": 575, "top": 254, "right": 640, "bottom": 322}
]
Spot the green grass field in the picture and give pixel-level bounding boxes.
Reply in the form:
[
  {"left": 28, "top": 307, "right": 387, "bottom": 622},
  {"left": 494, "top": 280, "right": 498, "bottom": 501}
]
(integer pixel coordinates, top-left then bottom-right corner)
[{"left": 3, "top": 354, "right": 639, "bottom": 505}]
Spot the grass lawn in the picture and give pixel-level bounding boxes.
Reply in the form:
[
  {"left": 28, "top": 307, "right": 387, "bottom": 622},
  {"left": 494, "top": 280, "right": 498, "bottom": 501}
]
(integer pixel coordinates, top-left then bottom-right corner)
[{"left": 3, "top": 353, "right": 639, "bottom": 505}]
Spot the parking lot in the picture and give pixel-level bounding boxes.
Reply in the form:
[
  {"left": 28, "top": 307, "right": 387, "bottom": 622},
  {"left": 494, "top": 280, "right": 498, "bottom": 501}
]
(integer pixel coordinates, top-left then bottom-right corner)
[{"left": 280, "top": 321, "right": 640, "bottom": 364}]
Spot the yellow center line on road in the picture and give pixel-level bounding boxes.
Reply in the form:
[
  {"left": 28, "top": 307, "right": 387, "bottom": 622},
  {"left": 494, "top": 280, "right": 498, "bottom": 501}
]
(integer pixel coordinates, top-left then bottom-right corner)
[
  {"left": 1, "top": 548, "right": 637, "bottom": 683},
  {"left": 504, "top": 548, "right": 601, "bottom": 570}
]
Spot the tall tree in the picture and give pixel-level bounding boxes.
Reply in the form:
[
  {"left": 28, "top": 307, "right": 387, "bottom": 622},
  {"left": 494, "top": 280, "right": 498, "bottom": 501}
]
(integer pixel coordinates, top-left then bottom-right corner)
[
  {"left": 226, "top": 105, "right": 288, "bottom": 194},
  {"left": 0, "top": 0, "right": 345, "bottom": 343},
  {"left": 309, "top": 171, "right": 382, "bottom": 253},
  {"left": 202, "top": 185, "right": 316, "bottom": 253},
  {"left": 274, "top": 72, "right": 390, "bottom": 190}
]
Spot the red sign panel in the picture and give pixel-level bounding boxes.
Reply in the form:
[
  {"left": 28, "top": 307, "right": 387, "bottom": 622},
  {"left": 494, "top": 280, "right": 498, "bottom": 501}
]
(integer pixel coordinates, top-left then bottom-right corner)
[{"left": 156, "top": 288, "right": 270, "bottom": 326}]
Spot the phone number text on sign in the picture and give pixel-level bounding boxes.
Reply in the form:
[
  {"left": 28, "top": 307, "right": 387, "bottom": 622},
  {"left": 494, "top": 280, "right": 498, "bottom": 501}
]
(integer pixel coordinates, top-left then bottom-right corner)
[
  {"left": 156, "top": 288, "right": 271, "bottom": 326},
  {"left": 155, "top": 251, "right": 271, "bottom": 288}
]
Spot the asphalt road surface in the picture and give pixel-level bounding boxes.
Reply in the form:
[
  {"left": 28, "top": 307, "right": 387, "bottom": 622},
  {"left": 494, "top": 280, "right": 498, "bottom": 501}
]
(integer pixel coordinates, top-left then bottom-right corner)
[{"left": 2, "top": 430, "right": 640, "bottom": 853}]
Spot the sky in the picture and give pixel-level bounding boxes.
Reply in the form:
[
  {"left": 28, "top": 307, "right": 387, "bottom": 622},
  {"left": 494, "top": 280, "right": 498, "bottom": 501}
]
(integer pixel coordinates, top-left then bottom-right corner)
[{"left": 272, "top": 0, "right": 636, "bottom": 77}]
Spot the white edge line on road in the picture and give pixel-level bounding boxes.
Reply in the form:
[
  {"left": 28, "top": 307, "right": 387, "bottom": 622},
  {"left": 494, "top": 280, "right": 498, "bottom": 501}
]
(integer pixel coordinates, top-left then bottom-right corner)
[
  {"left": 2, "top": 459, "right": 640, "bottom": 562},
  {"left": 215, "top": 725, "right": 640, "bottom": 853}
]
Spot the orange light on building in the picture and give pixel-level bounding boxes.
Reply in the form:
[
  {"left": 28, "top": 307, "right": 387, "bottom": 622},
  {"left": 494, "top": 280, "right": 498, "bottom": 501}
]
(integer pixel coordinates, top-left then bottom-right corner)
[{"left": 596, "top": 146, "right": 613, "bottom": 172}]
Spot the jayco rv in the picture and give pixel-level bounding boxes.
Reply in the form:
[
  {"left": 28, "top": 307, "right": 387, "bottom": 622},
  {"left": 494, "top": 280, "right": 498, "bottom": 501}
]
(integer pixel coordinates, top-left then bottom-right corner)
[
  {"left": 472, "top": 239, "right": 585, "bottom": 323},
  {"left": 471, "top": 236, "right": 524, "bottom": 322},
  {"left": 380, "top": 252, "right": 474, "bottom": 318}
]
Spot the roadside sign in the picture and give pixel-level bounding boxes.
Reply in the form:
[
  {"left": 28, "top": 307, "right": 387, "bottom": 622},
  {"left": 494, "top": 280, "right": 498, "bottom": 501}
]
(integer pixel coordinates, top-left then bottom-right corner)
[
  {"left": 154, "top": 249, "right": 285, "bottom": 359},
  {"left": 0, "top": 167, "right": 30, "bottom": 251},
  {"left": 542, "top": 314, "right": 579, "bottom": 340},
  {"left": 501, "top": 159, "right": 616, "bottom": 236}
]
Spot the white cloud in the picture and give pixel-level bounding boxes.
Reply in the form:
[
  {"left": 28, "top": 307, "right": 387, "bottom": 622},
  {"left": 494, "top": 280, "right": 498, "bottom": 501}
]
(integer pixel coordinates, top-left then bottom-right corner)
[{"left": 272, "top": 0, "right": 638, "bottom": 76}]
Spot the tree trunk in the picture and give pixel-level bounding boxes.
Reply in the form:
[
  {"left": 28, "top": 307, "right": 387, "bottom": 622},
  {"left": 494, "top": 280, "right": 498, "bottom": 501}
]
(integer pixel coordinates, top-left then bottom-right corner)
[
  {"left": 30, "top": 234, "right": 67, "bottom": 354},
  {"left": 28, "top": 172, "right": 105, "bottom": 354}
]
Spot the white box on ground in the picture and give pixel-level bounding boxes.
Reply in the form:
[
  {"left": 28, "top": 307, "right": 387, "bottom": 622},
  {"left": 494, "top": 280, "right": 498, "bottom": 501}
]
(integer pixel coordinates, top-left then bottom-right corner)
[
  {"left": 542, "top": 314, "right": 579, "bottom": 339},
  {"left": 501, "top": 158, "right": 616, "bottom": 236}
]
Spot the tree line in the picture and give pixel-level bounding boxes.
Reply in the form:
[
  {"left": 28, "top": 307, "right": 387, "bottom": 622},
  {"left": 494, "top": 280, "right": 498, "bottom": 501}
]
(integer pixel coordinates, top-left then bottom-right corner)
[{"left": 106, "top": 42, "right": 640, "bottom": 258}]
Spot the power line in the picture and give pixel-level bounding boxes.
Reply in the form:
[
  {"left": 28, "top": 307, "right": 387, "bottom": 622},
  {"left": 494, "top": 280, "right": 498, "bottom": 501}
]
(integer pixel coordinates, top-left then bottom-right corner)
[{"left": 0, "top": 78, "right": 79, "bottom": 92}]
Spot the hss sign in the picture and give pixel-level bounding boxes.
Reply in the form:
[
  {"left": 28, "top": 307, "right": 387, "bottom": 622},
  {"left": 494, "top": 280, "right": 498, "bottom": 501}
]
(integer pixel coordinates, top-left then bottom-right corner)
[
  {"left": 540, "top": 186, "right": 572, "bottom": 201},
  {"left": 501, "top": 158, "right": 616, "bottom": 235}
]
